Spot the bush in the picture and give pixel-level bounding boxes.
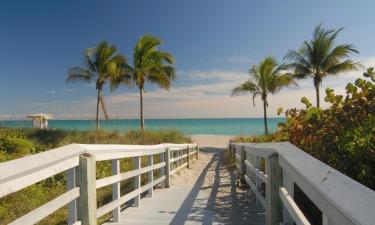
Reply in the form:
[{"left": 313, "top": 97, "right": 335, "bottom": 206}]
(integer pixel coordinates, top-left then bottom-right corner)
[{"left": 235, "top": 71, "right": 375, "bottom": 190}]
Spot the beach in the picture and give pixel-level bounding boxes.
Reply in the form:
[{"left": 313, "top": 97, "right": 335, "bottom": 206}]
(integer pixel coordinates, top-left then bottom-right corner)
[{"left": 191, "top": 135, "right": 234, "bottom": 148}]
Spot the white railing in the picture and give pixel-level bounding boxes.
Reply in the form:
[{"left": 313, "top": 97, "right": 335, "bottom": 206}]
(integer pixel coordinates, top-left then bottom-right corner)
[
  {"left": 0, "top": 143, "right": 199, "bottom": 225},
  {"left": 230, "top": 142, "right": 375, "bottom": 225}
]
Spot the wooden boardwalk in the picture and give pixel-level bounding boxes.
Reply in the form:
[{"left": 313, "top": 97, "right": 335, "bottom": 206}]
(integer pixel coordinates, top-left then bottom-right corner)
[{"left": 104, "top": 148, "right": 265, "bottom": 225}]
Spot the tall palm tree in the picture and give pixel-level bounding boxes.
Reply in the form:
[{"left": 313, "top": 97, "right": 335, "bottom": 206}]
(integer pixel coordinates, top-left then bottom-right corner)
[
  {"left": 284, "top": 23, "right": 361, "bottom": 108},
  {"left": 67, "top": 41, "right": 127, "bottom": 131},
  {"left": 231, "top": 57, "right": 296, "bottom": 135},
  {"left": 111, "top": 34, "right": 176, "bottom": 131}
]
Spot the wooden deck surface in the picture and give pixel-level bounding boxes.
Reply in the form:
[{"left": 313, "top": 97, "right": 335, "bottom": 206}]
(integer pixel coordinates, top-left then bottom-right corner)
[{"left": 104, "top": 148, "right": 265, "bottom": 225}]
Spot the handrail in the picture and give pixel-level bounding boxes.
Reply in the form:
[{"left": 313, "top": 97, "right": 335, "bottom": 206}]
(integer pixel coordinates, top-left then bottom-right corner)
[
  {"left": 0, "top": 143, "right": 199, "bottom": 225},
  {"left": 230, "top": 142, "right": 375, "bottom": 225}
]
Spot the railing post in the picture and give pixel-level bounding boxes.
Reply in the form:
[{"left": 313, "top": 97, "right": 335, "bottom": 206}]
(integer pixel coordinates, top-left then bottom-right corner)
[
  {"left": 134, "top": 156, "right": 141, "bottom": 207},
  {"left": 255, "top": 156, "right": 262, "bottom": 206},
  {"left": 165, "top": 148, "right": 171, "bottom": 188},
  {"left": 187, "top": 147, "right": 191, "bottom": 168},
  {"left": 67, "top": 168, "right": 77, "bottom": 225},
  {"left": 111, "top": 159, "right": 120, "bottom": 222},
  {"left": 160, "top": 152, "right": 165, "bottom": 188},
  {"left": 196, "top": 144, "right": 199, "bottom": 159},
  {"left": 282, "top": 172, "right": 294, "bottom": 225},
  {"left": 77, "top": 153, "right": 97, "bottom": 225},
  {"left": 240, "top": 147, "right": 246, "bottom": 182},
  {"left": 147, "top": 154, "right": 154, "bottom": 197},
  {"left": 266, "top": 153, "right": 283, "bottom": 225}
]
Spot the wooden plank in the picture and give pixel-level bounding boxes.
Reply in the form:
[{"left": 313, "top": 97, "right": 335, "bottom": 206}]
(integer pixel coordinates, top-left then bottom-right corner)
[
  {"left": 159, "top": 152, "right": 165, "bottom": 188},
  {"left": 9, "top": 187, "right": 80, "bottom": 225},
  {"left": 244, "top": 160, "right": 268, "bottom": 182},
  {"left": 170, "top": 153, "right": 188, "bottom": 163},
  {"left": 96, "top": 162, "right": 165, "bottom": 189},
  {"left": 77, "top": 154, "right": 97, "bottom": 225},
  {"left": 244, "top": 175, "right": 266, "bottom": 208},
  {"left": 96, "top": 176, "right": 166, "bottom": 218},
  {"left": 0, "top": 155, "right": 79, "bottom": 198},
  {"left": 279, "top": 187, "right": 311, "bottom": 225},
  {"left": 170, "top": 163, "right": 188, "bottom": 175},
  {"left": 111, "top": 159, "right": 120, "bottom": 222},
  {"left": 0, "top": 144, "right": 84, "bottom": 183}
]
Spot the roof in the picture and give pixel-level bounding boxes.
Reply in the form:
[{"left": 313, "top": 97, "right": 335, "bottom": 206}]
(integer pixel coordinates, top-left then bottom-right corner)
[{"left": 26, "top": 113, "right": 53, "bottom": 119}]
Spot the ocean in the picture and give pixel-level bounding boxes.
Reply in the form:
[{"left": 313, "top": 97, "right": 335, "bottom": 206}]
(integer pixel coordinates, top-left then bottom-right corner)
[{"left": 0, "top": 118, "right": 284, "bottom": 136}]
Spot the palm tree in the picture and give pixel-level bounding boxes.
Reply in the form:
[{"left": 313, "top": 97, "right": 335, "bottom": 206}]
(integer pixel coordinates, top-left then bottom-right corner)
[
  {"left": 111, "top": 34, "right": 176, "bottom": 131},
  {"left": 231, "top": 57, "right": 296, "bottom": 135},
  {"left": 67, "top": 41, "right": 127, "bottom": 131},
  {"left": 284, "top": 23, "right": 361, "bottom": 108}
]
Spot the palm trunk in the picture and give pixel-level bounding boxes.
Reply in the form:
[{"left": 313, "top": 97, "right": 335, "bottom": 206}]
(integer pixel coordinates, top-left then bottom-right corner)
[
  {"left": 263, "top": 100, "right": 268, "bottom": 135},
  {"left": 96, "top": 89, "right": 100, "bottom": 132},
  {"left": 139, "top": 88, "right": 145, "bottom": 132},
  {"left": 315, "top": 83, "right": 320, "bottom": 108},
  {"left": 100, "top": 95, "right": 109, "bottom": 120}
]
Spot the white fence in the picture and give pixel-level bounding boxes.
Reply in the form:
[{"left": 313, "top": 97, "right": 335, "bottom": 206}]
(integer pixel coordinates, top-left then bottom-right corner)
[
  {"left": 230, "top": 142, "right": 375, "bottom": 225},
  {"left": 0, "top": 143, "right": 199, "bottom": 225}
]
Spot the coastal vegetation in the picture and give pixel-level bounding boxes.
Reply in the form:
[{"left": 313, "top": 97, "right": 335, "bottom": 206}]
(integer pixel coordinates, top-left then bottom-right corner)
[
  {"left": 0, "top": 128, "right": 190, "bottom": 224},
  {"left": 284, "top": 23, "right": 361, "bottom": 108},
  {"left": 67, "top": 41, "right": 127, "bottom": 131},
  {"left": 235, "top": 71, "right": 375, "bottom": 189},
  {"left": 231, "top": 56, "right": 296, "bottom": 134},
  {"left": 110, "top": 35, "right": 176, "bottom": 131}
]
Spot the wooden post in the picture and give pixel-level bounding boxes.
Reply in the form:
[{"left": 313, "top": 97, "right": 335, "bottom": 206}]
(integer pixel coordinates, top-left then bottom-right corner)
[
  {"left": 67, "top": 168, "right": 77, "bottom": 225},
  {"left": 165, "top": 148, "right": 171, "bottom": 188},
  {"left": 282, "top": 171, "right": 294, "bottom": 225},
  {"left": 266, "top": 153, "right": 283, "bottom": 225},
  {"left": 147, "top": 155, "right": 154, "bottom": 197},
  {"left": 240, "top": 147, "right": 246, "bottom": 183},
  {"left": 111, "top": 159, "right": 120, "bottom": 222},
  {"left": 134, "top": 156, "right": 141, "bottom": 207},
  {"left": 255, "top": 156, "right": 262, "bottom": 206},
  {"left": 196, "top": 145, "right": 199, "bottom": 159},
  {"left": 77, "top": 153, "right": 97, "bottom": 225},
  {"left": 160, "top": 152, "right": 165, "bottom": 188},
  {"left": 187, "top": 147, "right": 191, "bottom": 169}
]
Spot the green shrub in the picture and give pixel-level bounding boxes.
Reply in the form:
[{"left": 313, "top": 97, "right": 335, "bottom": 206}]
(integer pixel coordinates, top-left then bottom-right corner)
[{"left": 236, "top": 71, "right": 375, "bottom": 190}]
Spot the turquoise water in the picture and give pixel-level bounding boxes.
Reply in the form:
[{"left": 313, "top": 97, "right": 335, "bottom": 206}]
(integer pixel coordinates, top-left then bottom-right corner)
[{"left": 0, "top": 118, "right": 284, "bottom": 135}]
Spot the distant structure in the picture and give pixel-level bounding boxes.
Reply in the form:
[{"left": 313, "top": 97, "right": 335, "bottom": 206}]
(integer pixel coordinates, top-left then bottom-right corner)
[{"left": 27, "top": 113, "right": 53, "bottom": 129}]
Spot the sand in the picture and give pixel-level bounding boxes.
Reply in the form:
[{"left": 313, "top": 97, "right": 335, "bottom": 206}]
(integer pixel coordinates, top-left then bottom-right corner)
[{"left": 190, "top": 135, "right": 234, "bottom": 148}]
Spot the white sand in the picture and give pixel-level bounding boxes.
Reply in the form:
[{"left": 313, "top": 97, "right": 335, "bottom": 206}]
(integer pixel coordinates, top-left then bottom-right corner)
[{"left": 190, "top": 135, "right": 234, "bottom": 148}]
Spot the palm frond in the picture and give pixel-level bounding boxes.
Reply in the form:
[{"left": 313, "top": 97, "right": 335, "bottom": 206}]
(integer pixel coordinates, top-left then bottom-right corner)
[{"left": 66, "top": 67, "right": 93, "bottom": 83}]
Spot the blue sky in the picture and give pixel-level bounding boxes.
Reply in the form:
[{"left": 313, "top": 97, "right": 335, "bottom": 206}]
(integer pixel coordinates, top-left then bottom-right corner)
[{"left": 1, "top": 0, "right": 375, "bottom": 119}]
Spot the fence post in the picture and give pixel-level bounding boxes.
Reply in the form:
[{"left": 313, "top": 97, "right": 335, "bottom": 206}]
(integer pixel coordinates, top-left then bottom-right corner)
[
  {"left": 165, "top": 148, "right": 171, "bottom": 188},
  {"left": 187, "top": 147, "right": 191, "bottom": 168},
  {"left": 160, "top": 152, "right": 165, "bottom": 188},
  {"left": 67, "top": 168, "right": 77, "bottom": 225},
  {"left": 196, "top": 145, "right": 199, "bottom": 159},
  {"left": 282, "top": 172, "right": 294, "bottom": 225},
  {"left": 77, "top": 153, "right": 97, "bottom": 225},
  {"left": 240, "top": 147, "right": 246, "bottom": 183},
  {"left": 134, "top": 156, "right": 141, "bottom": 207},
  {"left": 111, "top": 159, "right": 120, "bottom": 222},
  {"left": 147, "top": 154, "right": 154, "bottom": 197},
  {"left": 266, "top": 153, "right": 283, "bottom": 225}
]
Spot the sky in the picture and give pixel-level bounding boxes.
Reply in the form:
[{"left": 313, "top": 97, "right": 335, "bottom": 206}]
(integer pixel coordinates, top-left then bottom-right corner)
[{"left": 1, "top": 0, "right": 375, "bottom": 120}]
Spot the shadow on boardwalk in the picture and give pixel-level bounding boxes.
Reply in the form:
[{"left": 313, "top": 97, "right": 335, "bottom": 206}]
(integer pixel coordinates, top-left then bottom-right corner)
[{"left": 170, "top": 148, "right": 265, "bottom": 225}]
